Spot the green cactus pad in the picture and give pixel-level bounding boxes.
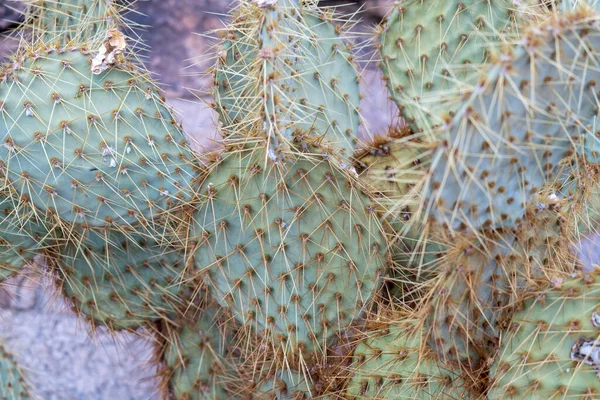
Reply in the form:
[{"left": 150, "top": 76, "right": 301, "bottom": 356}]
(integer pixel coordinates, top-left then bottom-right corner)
[
  {"left": 423, "top": 8, "right": 600, "bottom": 231},
  {"left": 424, "top": 232, "right": 513, "bottom": 368},
  {"left": 0, "top": 194, "right": 43, "bottom": 281},
  {"left": 378, "top": 0, "right": 520, "bottom": 132},
  {"left": 0, "top": 47, "right": 198, "bottom": 229},
  {"left": 193, "top": 140, "right": 386, "bottom": 357},
  {"left": 0, "top": 344, "right": 32, "bottom": 399},
  {"left": 56, "top": 228, "right": 189, "bottom": 330},
  {"left": 214, "top": 0, "right": 361, "bottom": 157},
  {"left": 425, "top": 193, "right": 577, "bottom": 366},
  {"left": 162, "top": 304, "right": 233, "bottom": 400},
  {"left": 346, "top": 321, "right": 470, "bottom": 399},
  {"left": 21, "top": 0, "right": 132, "bottom": 46},
  {"left": 489, "top": 272, "right": 600, "bottom": 399}
]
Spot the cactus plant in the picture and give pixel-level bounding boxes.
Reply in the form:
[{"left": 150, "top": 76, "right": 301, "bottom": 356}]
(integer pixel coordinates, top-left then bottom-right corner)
[
  {"left": 420, "top": 5, "right": 600, "bottom": 232},
  {"left": 159, "top": 303, "right": 234, "bottom": 400},
  {"left": 345, "top": 318, "right": 472, "bottom": 399},
  {"left": 250, "top": 370, "right": 314, "bottom": 399},
  {"left": 377, "top": 0, "right": 521, "bottom": 134},
  {"left": 489, "top": 271, "right": 600, "bottom": 399},
  {"left": 0, "top": 45, "right": 198, "bottom": 231},
  {"left": 0, "top": 344, "right": 32, "bottom": 399},
  {"left": 55, "top": 227, "right": 192, "bottom": 331},
  {"left": 0, "top": 191, "right": 44, "bottom": 281},
  {"left": 192, "top": 137, "right": 387, "bottom": 362},
  {"left": 0, "top": 0, "right": 599, "bottom": 398},
  {"left": 20, "top": 0, "right": 136, "bottom": 47},
  {"left": 213, "top": 0, "right": 362, "bottom": 158}
]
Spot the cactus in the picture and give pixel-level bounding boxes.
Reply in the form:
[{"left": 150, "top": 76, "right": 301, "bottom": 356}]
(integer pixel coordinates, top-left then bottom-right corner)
[
  {"left": 421, "top": 231, "right": 512, "bottom": 369},
  {"left": 420, "top": 6, "right": 600, "bottom": 232},
  {"left": 1, "top": 0, "right": 599, "bottom": 397},
  {"left": 377, "top": 0, "right": 521, "bottom": 133},
  {"left": 0, "top": 45, "right": 198, "bottom": 231},
  {"left": 160, "top": 303, "right": 233, "bottom": 400},
  {"left": 213, "top": 0, "right": 362, "bottom": 158},
  {"left": 353, "top": 130, "right": 443, "bottom": 269},
  {"left": 345, "top": 318, "right": 472, "bottom": 399},
  {"left": 192, "top": 137, "right": 387, "bottom": 361},
  {"left": 0, "top": 344, "right": 32, "bottom": 399},
  {"left": 20, "top": 0, "right": 136, "bottom": 47},
  {"left": 489, "top": 271, "right": 600, "bottom": 399},
  {"left": 423, "top": 184, "right": 579, "bottom": 366},
  {"left": 0, "top": 191, "right": 44, "bottom": 281},
  {"left": 55, "top": 227, "right": 191, "bottom": 331}
]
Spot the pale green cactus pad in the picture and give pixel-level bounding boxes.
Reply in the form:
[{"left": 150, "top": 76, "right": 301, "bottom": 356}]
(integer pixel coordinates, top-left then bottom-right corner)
[
  {"left": 425, "top": 192, "right": 577, "bottom": 367},
  {"left": 346, "top": 321, "right": 470, "bottom": 399},
  {"left": 21, "top": 0, "right": 133, "bottom": 46},
  {"left": 0, "top": 193, "right": 43, "bottom": 282},
  {"left": 162, "top": 304, "right": 233, "bottom": 400},
  {"left": 0, "top": 47, "right": 198, "bottom": 229},
  {"left": 193, "top": 140, "right": 386, "bottom": 358},
  {"left": 378, "top": 0, "right": 520, "bottom": 133},
  {"left": 423, "top": 8, "right": 600, "bottom": 231},
  {"left": 0, "top": 344, "right": 32, "bottom": 399},
  {"left": 214, "top": 0, "right": 361, "bottom": 157},
  {"left": 56, "top": 227, "right": 189, "bottom": 330},
  {"left": 489, "top": 272, "right": 600, "bottom": 399},
  {"left": 424, "top": 232, "right": 513, "bottom": 368}
]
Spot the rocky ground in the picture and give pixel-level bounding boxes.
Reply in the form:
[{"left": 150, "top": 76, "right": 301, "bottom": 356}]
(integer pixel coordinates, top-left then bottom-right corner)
[{"left": 0, "top": 1, "right": 396, "bottom": 399}]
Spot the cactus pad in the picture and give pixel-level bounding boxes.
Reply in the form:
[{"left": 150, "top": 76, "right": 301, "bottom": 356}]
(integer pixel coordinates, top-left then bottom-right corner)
[
  {"left": 489, "top": 272, "right": 600, "bottom": 399},
  {"left": 193, "top": 140, "right": 386, "bottom": 357},
  {"left": 378, "top": 0, "right": 519, "bottom": 132},
  {"left": 346, "top": 321, "right": 470, "bottom": 399},
  {"left": 0, "top": 194, "right": 43, "bottom": 281},
  {"left": 214, "top": 0, "right": 361, "bottom": 156},
  {"left": 161, "top": 304, "right": 233, "bottom": 400},
  {"left": 56, "top": 228, "right": 189, "bottom": 330},
  {"left": 0, "top": 47, "right": 197, "bottom": 229},
  {"left": 423, "top": 8, "right": 600, "bottom": 231},
  {"left": 21, "top": 0, "right": 131, "bottom": 46}
]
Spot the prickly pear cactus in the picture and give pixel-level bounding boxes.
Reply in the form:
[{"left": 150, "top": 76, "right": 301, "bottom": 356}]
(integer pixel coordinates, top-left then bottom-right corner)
[
  {"left": 489, "top": 272, "right": 600, "bottom": 399},
  {"left": 0, "top": 46, "right": 198, "bottom": 230},
  {"left": 0, "top": 344, "right": 31, "bottom": 399},
  {"left": 346, "top": 320, "right": 471, "bottom": 399},
  {"left": 21, "top": 0, "right": 132, "bottom": 46},
  {"left": 425, "top": 187, "right": 579, "bottom": 364},
  {"left": 378, "top": 0, "right": 520, "bottom": 133},
  {"left": 423, "top": 7, "right": 600, "bottom": 232},
  {"left": 423, "top": 232, "right": 513, "bottom": 369},
  {"left": 192, "top": 139, "right": 386, "bottom": 359},
  {"left": 214, "top": 0, "right": 361, "bottom": 157},
  {"left": 353, "top": 130, "right": 443, "bottom": 267},
  {"left": 161, "top": 304, "right": 233, "bottom": 400},
  {"left": 0, "top": 193, "right": 43, "bottom": 281},
  {"left": 56, "top": 228, "right": 190, "bottom": 330}
]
